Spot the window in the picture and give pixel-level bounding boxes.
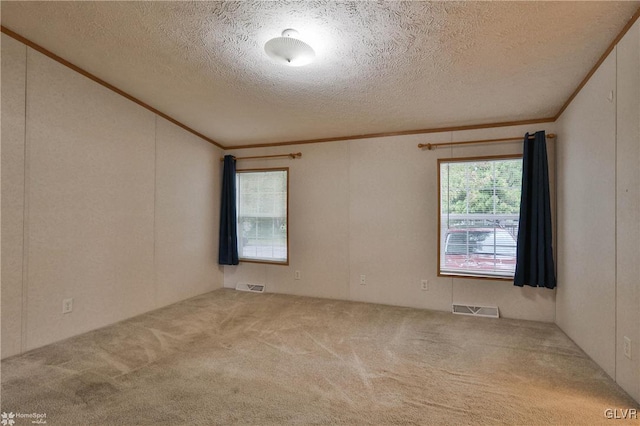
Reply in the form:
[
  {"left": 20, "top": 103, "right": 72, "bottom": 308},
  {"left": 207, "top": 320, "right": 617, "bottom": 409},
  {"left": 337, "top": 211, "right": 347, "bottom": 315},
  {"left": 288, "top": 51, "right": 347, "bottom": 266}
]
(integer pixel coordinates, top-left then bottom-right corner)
[
  {"left": 236, "top": 168, "right": 288, "bottom": 264},
  {"left": 439, "top": 156, "right": 522, "bottom": 279}
]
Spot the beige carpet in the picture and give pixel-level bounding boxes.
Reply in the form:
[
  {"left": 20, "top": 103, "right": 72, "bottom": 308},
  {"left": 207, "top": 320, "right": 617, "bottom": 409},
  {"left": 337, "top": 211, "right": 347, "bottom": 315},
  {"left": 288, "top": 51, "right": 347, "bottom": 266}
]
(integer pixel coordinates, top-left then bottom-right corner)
[{"left": 1, "top": 289, "right": 638, "bottom": 425}]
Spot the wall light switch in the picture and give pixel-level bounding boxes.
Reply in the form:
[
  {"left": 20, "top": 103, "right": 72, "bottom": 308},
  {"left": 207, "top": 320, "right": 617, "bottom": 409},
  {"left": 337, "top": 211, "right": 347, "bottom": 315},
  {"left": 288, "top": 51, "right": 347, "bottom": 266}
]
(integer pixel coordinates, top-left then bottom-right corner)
[
  {"left": 360, "top": 275, "right": 366, "bottom": 285},
  {"left": 294, "top": 270, "right": 301, "bottom": 280}
]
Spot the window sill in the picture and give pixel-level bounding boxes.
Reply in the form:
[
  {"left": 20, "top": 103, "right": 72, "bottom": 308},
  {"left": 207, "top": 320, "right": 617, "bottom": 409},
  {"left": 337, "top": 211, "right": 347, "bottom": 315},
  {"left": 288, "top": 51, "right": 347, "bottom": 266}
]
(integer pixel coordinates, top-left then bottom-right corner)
[
  {"left": 239, "top": 259, "right": 289, "bottom": 266},
  {"left": 438, "top": 272, "right": 513, "bottom": 282}
]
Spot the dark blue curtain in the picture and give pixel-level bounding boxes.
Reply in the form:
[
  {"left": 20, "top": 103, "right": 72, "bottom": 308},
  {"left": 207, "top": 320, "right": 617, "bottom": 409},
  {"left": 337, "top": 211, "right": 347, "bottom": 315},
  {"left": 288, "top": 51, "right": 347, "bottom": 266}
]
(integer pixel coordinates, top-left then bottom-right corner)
[
  {"left": 514, "top": 131, "right": 556, "bottom": 289},
  {"left": 218, "top": 155, "right": 239, "bottom": 265}
]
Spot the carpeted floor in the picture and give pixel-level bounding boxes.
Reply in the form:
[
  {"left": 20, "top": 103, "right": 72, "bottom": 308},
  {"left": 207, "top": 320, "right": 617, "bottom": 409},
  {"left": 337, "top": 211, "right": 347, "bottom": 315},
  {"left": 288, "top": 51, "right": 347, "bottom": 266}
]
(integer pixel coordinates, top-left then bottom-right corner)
[{"left": 1, "top": 289, "right": 638, "bottom": 425}]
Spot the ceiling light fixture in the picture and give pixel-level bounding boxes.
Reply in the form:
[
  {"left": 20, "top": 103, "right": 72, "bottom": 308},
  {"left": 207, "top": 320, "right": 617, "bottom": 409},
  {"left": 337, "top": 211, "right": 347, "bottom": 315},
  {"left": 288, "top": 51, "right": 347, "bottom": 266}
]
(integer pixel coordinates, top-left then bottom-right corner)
[{"left": 264, "top": 29, "right": 315, "bottom": 67}]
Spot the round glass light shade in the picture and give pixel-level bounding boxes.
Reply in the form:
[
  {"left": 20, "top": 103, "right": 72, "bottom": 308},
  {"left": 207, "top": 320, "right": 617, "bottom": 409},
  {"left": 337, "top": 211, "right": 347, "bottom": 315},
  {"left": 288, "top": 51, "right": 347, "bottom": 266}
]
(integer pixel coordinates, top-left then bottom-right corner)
[{"left": 264, "top": 30, "right": 315, "bottom": 67}]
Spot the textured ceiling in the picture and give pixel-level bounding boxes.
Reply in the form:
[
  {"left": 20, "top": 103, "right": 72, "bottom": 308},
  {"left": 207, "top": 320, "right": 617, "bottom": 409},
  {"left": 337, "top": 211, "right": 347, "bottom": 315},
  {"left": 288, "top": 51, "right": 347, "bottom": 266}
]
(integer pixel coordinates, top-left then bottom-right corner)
[{"left": 2, "top": 1, "right": 639, "bottom": 147}]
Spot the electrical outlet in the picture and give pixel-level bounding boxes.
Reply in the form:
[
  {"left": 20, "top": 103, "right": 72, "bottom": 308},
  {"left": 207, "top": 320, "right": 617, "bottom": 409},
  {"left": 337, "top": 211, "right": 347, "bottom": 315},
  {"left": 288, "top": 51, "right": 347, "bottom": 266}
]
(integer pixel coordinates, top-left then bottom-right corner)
[
  {"left": 360, "top": 275, "right": 366, "bottom": 285},
  {"left": 62, "top": 298, "right": 73, "bottom": 314},
  {"left": 421, "top": 280, "right": 429, "bottom": 291},
  {"left": 623, "top": 336, "right": 632, "bottom": 359},
  {"left": 294, "top": 270, "right": 301, "bottom": 280}
]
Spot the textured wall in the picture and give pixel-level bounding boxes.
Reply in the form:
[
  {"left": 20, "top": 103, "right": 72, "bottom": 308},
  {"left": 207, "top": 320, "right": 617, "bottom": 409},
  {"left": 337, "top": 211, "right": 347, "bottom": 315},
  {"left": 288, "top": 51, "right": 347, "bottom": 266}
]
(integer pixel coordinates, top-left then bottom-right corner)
[
  {"left": 24, "top": 47, "right": 157, "bottom": 350},
  {"left": 155, "top": 117, "right": 223, "bottom": 307},
  {"left": 1, "top": 34, "right": 27, "bottom": 359},
  {"left": 224, "top": 123, "right": 557, "bottom": 322},
  {"left": 1, "top": 38, "right": 224, "bottom": 359},
  {"left": 614, "top": 20, "right": 640, "bottom": 402},
  {"left": 556, "top": 50, "right": 617, "bottom": 379},
  {"left": 556, "top": 22, "right": 640, "bottom": 402}
]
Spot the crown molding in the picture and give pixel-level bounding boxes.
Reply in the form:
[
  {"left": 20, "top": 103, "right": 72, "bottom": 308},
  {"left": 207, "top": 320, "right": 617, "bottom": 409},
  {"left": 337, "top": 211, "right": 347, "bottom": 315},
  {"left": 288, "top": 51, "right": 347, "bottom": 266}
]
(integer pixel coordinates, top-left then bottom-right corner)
[
  {"left": 224, "top": 117, "right": 556, "bottom": 150},
  {"left": 554, "top": 5, "right": 640, "bottom": 120}
]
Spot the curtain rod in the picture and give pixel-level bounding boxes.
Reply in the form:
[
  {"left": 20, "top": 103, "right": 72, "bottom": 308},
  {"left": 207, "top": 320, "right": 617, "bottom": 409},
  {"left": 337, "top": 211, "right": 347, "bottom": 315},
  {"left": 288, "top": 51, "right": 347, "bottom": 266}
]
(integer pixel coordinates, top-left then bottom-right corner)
[
  {"left": 418, "top": 133, "right": 556, "bottom": 151},
  {"left": 220, "top": 152, "right": 302, "bottom": 162}
]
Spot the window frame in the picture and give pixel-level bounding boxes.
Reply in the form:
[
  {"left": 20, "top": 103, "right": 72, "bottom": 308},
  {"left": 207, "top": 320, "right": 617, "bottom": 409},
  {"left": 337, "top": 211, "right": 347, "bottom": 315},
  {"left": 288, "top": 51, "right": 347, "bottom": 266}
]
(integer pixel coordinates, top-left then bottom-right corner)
[
  {"left": 236, "top": 167, "right": 289, "bottom": 266},
  {"left": 437, "top": 154, "right": 522, "bottom": 281}
]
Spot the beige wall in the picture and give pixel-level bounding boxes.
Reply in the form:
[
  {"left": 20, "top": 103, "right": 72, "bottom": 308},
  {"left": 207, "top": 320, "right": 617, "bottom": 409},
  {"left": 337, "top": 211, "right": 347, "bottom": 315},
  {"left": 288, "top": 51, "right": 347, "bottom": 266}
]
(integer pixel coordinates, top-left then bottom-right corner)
[
  {"left": 224, "top": 122, "right": 557, "bottom": 322},
  {"left": 1, "top": 35, "right": 27, "bottom": 358},
  {"left": 556, "top": 50, "right": 617, "bottom": 378},
  {"left": 615, "top": 20, "right": 640, "bottom": 403},
  {"left": 0, "top": 34, "right": 224, "bottom": 359},
  {"left": 556, "top": 21, "right": 639, "bottom": 402},
  {"left": 155, "top": 117, "right": 223, "bottom": 307}
]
